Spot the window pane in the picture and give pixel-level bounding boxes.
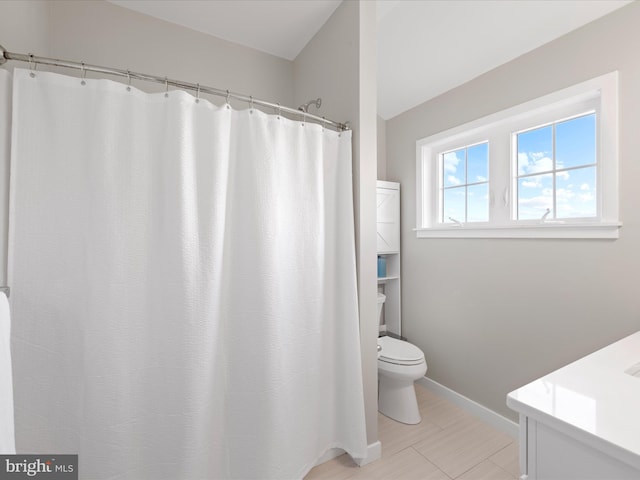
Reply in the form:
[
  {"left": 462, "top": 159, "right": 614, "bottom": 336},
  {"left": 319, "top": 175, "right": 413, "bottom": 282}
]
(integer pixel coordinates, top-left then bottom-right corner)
[
  {"left": 467, "top": 143, "right": 489, "bottom": 183},
  {"left": 443, "top": 187, "right": 465, "bottom": 222},
  {"left": 443, "top": 149, "right": 465, "bottom": 188},
  {"left": 556, "top": 114, "right": 596, "bottom": 170},
  {"left": 517, "top": 125, "right": 553, "bottom": 176},
  {"left": 518, "top": 173, "right": 553, "bottom": 220},
  {"left": 556, "top": 166, "right": 597, "bottom": 218},
  {"left": 467, "top": 183, "right": 488, "bottom": 222}
]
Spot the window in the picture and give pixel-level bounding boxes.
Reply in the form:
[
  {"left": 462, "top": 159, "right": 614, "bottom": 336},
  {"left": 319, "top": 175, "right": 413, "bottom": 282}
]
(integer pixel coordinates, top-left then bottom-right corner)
[
  {"left": 516, "top": 113, "right": 596, "bottom": 221},
  {"left": 441, "top": 142, "right": 489, "bottom": 223},
  {"left": 416, "top": 72, "right": 619, "bottom": 239}
]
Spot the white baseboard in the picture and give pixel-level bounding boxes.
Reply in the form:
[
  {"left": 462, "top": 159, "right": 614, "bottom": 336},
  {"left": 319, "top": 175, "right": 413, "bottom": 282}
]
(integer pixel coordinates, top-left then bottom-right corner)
[
  {"left": 417, "top": 376, "right": 519, "bottom": 439},
  {"left": 355, "top": 440, "right": 381, "bottom": 467}
]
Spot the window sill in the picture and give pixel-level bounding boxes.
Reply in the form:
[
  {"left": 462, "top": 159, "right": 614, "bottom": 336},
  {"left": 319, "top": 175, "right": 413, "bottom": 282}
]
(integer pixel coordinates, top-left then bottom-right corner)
[{"left": 415, "top": 222, "right": 622, "bottom": 239}]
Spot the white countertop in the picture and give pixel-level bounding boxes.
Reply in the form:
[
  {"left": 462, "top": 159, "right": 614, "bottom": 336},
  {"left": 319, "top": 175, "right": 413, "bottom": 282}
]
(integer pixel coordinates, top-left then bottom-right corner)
[{"left": 507, "top": 331, "right": 640, "bottom": 467}]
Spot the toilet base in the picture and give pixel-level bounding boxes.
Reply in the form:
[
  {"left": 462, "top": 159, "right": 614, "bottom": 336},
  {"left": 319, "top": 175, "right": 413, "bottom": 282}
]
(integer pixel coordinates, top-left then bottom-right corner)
[{"left": 378, "top": 375, "right": 421, "bottom": 425}]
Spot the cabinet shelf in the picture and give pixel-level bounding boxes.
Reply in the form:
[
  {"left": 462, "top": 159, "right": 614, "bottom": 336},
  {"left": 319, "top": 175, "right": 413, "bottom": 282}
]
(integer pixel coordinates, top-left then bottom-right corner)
[{"left": 377, "top": 275, "right": 399, "bottom": 283}]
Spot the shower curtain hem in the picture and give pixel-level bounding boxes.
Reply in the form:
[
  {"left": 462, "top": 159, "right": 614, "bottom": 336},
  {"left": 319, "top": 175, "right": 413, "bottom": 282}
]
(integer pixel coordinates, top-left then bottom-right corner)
[{"left": 298, "top": 442, "right": 368, "bottom": 480}]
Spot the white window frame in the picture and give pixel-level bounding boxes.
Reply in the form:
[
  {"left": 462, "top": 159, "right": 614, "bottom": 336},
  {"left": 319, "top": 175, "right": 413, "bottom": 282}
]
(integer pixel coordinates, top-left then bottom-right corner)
[{"left": 415, "top": 71, "right": 620, "bottom": 239}]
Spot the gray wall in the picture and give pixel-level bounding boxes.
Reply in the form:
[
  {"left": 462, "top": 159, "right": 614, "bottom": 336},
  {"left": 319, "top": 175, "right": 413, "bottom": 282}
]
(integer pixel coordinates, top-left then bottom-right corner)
[
  {"left": 0, "top": 0, "right": 293, "bottom": 285},
  {"left": 47, "top": 1, "right": 294, "bottom": 103},
  {"left": 377, "top": 115, "right": 387, "bottom": 180},
  {"left": 294, "top": 0, "right": 379, "bottom": 448},
  {"left": 386, "top": 2, "right": 640, "bottom": 421},
  {"left": 0, "top": 1, "right": 51, "bottom": 57}
]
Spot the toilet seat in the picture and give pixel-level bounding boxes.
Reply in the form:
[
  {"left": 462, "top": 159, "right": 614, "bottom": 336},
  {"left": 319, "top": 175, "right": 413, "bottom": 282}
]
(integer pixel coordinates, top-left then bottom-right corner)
[{"left": 378, "top": 336, "right": 425, "bottom": 366}]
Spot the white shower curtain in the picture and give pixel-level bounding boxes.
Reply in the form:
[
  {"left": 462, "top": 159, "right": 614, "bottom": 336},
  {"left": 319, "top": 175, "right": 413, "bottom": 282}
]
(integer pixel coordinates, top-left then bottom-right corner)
[{"left": 7, "top": 68, "right": 367, "bottom": 479}]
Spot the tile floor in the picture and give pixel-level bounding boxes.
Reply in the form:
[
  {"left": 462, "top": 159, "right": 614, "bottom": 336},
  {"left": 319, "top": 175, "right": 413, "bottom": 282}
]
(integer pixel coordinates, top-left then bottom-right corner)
[{"left": 305, "top": 383, "right": 519, "bottom": 480}]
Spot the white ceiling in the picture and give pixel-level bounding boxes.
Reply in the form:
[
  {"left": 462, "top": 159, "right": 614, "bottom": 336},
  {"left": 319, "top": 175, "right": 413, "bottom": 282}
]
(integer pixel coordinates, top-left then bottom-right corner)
[
  {"left": 107, "top": 0, "right": 343, "bottom": 61},
  {"left": 108, "top": 0, "right": 632, "bottom": 120},
  {"left": 377, "top": 0, "right": 632, "bottom": 119}
]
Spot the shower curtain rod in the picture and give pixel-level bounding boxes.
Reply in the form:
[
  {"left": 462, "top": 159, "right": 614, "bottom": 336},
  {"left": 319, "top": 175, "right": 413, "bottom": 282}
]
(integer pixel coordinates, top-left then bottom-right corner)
[{"left": 0, "top": 45, "right": 350, "bottom": 132}]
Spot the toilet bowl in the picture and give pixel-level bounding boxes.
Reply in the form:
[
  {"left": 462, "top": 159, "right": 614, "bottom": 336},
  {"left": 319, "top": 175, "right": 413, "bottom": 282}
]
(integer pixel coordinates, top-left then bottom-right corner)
[{"left": 377, "top": 293, "right": 427, "bottom": 424}]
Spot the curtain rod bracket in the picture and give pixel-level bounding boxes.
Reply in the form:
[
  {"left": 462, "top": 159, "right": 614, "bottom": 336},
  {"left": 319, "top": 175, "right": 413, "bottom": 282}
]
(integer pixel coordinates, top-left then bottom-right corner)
[{"left": 0, "top": 45, "right": 7, "bottom": 65}]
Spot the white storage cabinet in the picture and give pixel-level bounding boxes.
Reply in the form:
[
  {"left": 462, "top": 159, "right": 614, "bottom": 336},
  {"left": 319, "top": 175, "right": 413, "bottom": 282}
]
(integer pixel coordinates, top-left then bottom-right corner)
[{"left": 376, "top": 181, "right": 401, "bottom": 335}]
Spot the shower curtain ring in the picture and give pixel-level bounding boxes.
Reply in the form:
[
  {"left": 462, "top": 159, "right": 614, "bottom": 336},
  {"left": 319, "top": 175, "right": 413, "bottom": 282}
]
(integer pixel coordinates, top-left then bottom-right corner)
[
  {"left": 225, "top": 89, "right": 230, "bottom": 107},
  {"left": 302, "top": 112, "right": 306, "bottom": 126},
  {"left": 81, "top": 62, "right": 86, "bottom": 85},
  {"left": 126, "top": 70, "right": 132, "bottom": 91},
  {"left": 250, "top": 96, "right": 254, "bottom": 113},
  {"left": 322, "top": 116, "right": 326, "bottom": 131},
  {"left": 164, "top": 77, "right": 169, "bottom": 98},
  {"left": 28, "top": 54, "right": 36, "bottom": 78},
  {"left": 196, "top": 83, "right": 200, "bottom": 103},
  {"left": 277, "top": 103, "right": 281, "bottom": 119}
]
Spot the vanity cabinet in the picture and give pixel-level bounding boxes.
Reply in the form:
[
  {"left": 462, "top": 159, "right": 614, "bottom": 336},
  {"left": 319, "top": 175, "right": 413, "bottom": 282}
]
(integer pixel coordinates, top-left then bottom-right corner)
[
  {"left": 508, "top": 331, "right": 640, "bottom": 479},
  {"left": 376, "top": 181, "right": 400, "bottom": 335},
  {"left": 516, "top": 415, "right": 640, "bottom": 479}
]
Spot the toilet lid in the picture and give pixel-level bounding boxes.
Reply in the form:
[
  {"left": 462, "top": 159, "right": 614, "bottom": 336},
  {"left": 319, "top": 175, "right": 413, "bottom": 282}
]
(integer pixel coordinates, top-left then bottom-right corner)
[{"left": 378, "top": 336, "right": 424, "bottom": 364}]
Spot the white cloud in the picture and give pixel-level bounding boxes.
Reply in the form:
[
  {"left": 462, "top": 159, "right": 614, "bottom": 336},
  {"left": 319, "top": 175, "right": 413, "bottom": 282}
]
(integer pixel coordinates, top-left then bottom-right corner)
[
  {"left": 517, "top": 153, "right": 528, "bottom": 175},
  {"left": 531, "top": 156, "right": 553, "bottom": 173},
  {"left": 519, "top": 195, "right": 552, "bottom": 207},
  {"left": 518, "top": 151, "right": 552, "bottom": 176},
  {"left": 557, "top": 187, "right": 593, "bottom": 207},
  {"left": 447, "top": 175, "right": 461, "bottom": 186},
  {"left": 521, "top": 180, "right": 540, "bottom": 188},
  {"left": 476, "top": 175, "right": 487, "bottom": 182},
  {"left": 556, "top": 188, "right": 576, "bottom": 203},
  {"left": 519, "top": 170, "right": 596, "bottom": 219},
  {"left": 443, "top": 151, "right": 462, "bottom": 173},
  {"left": 579, "top": 192, "right": 594, "bottom": 202},
  {"left": 467, "top": 190, "right": 489, "bottom": 199}
]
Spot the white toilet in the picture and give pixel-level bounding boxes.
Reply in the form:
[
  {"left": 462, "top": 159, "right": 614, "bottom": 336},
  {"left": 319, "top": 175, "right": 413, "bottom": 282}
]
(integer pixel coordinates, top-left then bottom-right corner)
[{"left": 377, "top": 293, "right": 427, "bottom": 424}]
